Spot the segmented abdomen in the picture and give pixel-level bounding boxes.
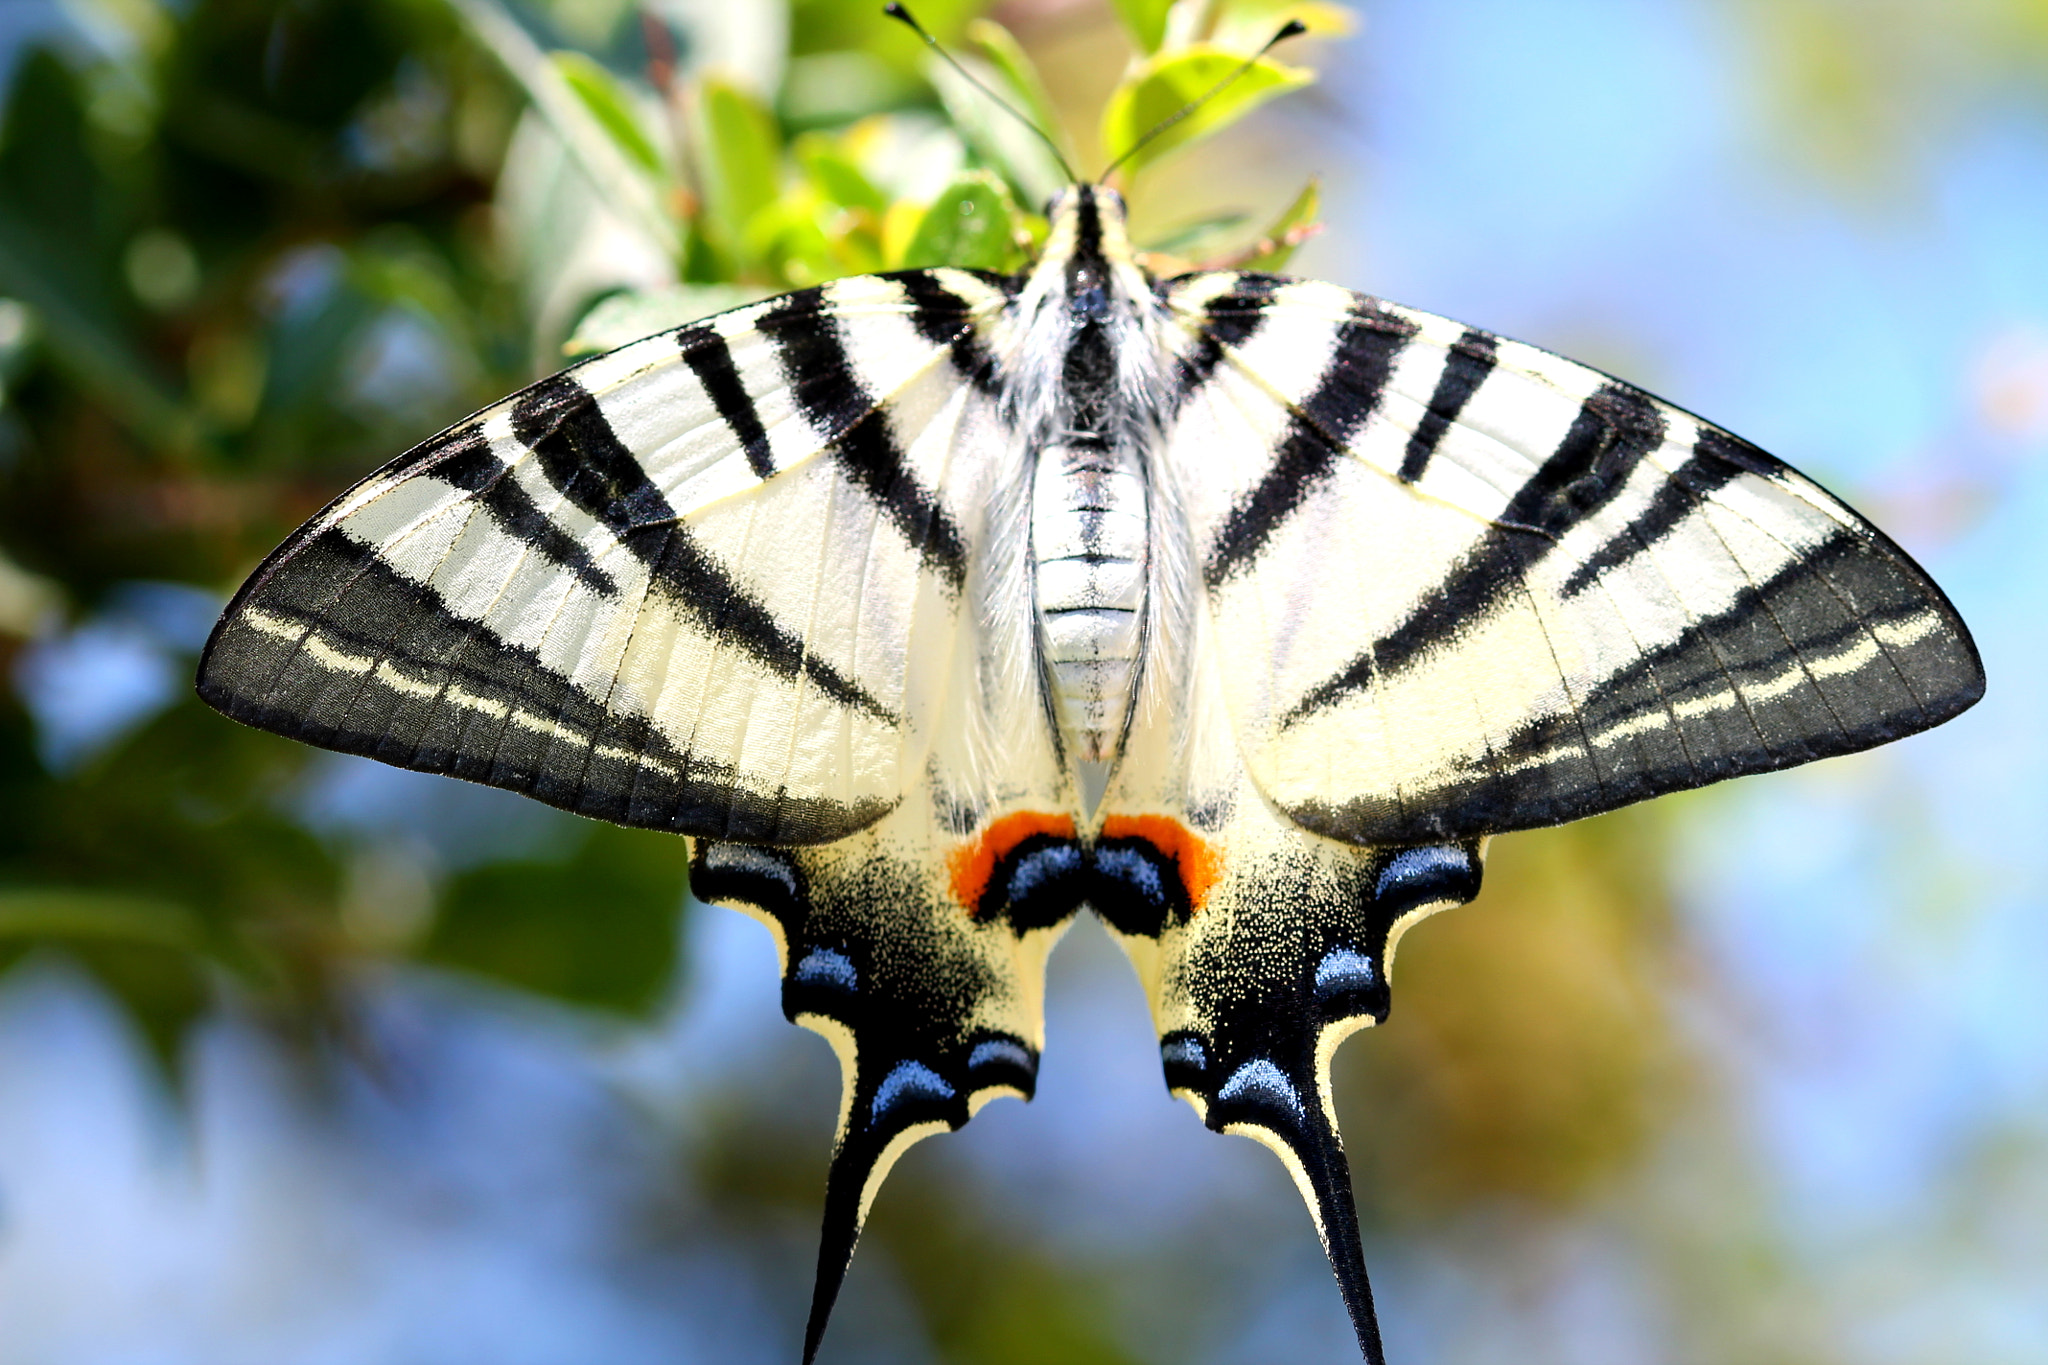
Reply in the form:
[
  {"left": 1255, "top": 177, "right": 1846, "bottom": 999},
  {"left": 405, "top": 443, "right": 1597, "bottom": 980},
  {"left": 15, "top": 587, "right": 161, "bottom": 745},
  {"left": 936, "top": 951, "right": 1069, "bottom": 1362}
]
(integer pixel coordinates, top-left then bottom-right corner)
[{"left": 1032, "top": 438, "right": 1148, "bottom": 762}]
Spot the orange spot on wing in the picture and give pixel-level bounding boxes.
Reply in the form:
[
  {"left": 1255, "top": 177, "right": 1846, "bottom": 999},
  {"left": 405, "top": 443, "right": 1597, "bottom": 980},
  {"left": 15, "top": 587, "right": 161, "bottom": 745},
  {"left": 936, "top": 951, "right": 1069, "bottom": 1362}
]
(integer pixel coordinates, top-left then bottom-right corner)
[
  {"left": 948, "top": 811, "right": 1077, "bottom": 914},
  {"left": 1100, "top": 814, "right": 1223, "bottom": 912}
]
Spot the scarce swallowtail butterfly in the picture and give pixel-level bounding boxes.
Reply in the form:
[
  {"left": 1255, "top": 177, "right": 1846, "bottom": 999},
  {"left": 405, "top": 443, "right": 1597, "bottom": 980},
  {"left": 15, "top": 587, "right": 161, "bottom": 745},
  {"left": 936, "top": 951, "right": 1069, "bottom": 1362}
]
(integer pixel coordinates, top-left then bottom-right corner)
[{"left": 195, "top": 18, "right": 1983, "bottom": 1363}]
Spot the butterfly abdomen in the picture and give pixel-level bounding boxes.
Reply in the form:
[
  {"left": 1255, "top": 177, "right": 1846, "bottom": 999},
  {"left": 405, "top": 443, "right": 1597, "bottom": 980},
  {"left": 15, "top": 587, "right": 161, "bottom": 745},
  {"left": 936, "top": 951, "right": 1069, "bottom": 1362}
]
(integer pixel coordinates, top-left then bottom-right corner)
[
  {"left": 1007, "top": 185, "right": 1177, "bottom": 769},
  {"left": 1032, "top": 433, "right": 1149, "bottom": 762}
]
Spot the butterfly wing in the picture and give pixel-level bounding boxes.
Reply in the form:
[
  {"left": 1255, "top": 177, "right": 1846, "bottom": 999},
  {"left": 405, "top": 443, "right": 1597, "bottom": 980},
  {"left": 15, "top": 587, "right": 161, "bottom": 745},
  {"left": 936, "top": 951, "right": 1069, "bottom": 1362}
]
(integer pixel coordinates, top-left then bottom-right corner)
[
  {"left": 199, "top": 270, "right": 1015, "bottom": 844},
  {"left": 1156, "top": 272, "right": 1985, "bottom": 846},
  {"left": 1092, "top": 271, "right": 1985, "bottom": 1364},
  {"left": 1100, "top": 599, "right": 1485, "bottom": 1365},
  {"left": 202, "top": 266, "right": 1088, "bottom": 1363},
  {"left": 693, "top": 783, "right": 1081, "bottom": 1363}
]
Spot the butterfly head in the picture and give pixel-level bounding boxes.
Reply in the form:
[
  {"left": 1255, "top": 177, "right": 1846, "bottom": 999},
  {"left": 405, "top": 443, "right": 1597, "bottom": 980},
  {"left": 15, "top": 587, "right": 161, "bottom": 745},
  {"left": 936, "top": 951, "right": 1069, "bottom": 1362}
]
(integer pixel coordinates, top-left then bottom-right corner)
[{"left": 1040, "top": 184, "right": 1144, "bottom": 319}]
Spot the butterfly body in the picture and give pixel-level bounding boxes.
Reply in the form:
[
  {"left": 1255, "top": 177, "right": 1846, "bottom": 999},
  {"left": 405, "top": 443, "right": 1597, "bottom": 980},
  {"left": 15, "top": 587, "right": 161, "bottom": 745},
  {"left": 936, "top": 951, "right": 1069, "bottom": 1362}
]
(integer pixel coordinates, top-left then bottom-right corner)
[
  {"left": 1029, "top": 426, "right": 1150, "bottom": 762},
  {"left": 198, "top": 179, "right": 1982, "bottom": 1364},
  {"left": 1008, "top": 185, "right": 1178, "bottom": 770}
]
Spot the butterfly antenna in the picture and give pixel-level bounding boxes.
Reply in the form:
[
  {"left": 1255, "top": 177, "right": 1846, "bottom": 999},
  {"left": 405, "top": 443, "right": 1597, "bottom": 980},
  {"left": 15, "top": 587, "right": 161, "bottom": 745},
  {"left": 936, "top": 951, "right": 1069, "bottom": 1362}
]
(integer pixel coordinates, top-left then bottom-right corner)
[
  {"left": 884, "top": 3, "right": 1077, "bottom": 184},
  {"left": 1098, "top": 19, "right": 1308, "bottom": 184}
]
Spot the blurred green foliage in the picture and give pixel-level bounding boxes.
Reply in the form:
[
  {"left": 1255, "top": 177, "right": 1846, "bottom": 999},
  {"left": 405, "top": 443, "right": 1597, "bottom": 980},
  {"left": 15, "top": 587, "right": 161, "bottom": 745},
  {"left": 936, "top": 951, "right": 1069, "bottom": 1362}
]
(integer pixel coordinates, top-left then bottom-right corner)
[
  {"left": 1341, "top": 809, "right": 1683, "bottom": 1220},
  {"left": 0, "top": 0, "right": 534, "bottom": 1084},
  {"left": 1099, "top": 42, "right": 1311, "bottom": 178}
]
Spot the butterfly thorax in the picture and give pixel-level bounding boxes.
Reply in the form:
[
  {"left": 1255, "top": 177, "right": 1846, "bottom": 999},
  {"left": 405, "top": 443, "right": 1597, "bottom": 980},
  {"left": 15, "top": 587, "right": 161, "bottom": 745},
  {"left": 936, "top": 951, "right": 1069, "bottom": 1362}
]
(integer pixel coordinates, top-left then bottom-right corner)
[{"left": 1004, "top": 186, "right": 1172, "bottom": 770}]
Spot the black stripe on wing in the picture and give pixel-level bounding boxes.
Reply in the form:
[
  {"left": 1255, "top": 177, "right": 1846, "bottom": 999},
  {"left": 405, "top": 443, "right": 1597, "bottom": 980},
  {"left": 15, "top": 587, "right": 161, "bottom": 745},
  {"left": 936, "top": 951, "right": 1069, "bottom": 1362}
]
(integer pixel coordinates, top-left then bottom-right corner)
[
  {"left": 1204, "top": 299, "right": 1420, "bottom": 586},
  {"left": 1398, "top": 329, "right": 1498, "bottom": 483},
  {"left": 196, "top": 527, "right": 890, "bottom": 844},
  {"left": 510, "top": 372, "right": 893, "bottom": 724},
  {"left": 893, "top": 269, "right": 1009, "bottom": 397},
  {"left": 1285, "top": 382, "right": 1669, "bottom": 721},
  {"left": 678, "top": 324, "right": 777, "bottom": 479},
  {"left": 363, "top": 423, "right": 620, "bottom": 598},
  {"left": 1282, "top": 523, "right": 1984, "bottom": 846},
  {"left": 757, "top": 289, "right": 971, "bottom": 592},
  {"left": 1556, "top": 426, "right": 1769, "bottom": 596},
  {"left": 1161, "top": 274, "right": 1281, "bottom": 410}
]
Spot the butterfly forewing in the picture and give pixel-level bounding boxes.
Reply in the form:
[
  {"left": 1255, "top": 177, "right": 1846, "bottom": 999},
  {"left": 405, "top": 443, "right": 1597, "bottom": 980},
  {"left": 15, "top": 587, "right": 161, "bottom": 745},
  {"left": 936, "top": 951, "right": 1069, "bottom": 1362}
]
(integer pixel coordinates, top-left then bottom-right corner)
[
  {"left": 198, "top": 270, "right": 1016, "bottom": 844},
  {"left": 1161, "top": 272, "right": 1984, "bottom": 846}
]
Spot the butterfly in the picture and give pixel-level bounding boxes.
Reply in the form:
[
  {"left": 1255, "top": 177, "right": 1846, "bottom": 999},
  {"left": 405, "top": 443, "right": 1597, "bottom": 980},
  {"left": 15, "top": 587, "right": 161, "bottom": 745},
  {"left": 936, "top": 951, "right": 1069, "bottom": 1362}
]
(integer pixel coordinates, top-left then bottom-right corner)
[{"left": 195, "top": 158, "right": 1982, "bottom": 1365}]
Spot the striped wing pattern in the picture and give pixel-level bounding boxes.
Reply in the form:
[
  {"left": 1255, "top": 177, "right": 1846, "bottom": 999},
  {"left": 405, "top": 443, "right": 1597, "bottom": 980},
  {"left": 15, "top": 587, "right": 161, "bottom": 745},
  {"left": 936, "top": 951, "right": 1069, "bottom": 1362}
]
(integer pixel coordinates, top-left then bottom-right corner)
[
  {"left": 1160, "top": 272, "right": 1984, "bottom": 846},
  {"left": 196, "top": 179, "right": 1986, "bottom": 1365},
  {"left": 199, "top": 269, "right": 1014, "bottom": 844}
]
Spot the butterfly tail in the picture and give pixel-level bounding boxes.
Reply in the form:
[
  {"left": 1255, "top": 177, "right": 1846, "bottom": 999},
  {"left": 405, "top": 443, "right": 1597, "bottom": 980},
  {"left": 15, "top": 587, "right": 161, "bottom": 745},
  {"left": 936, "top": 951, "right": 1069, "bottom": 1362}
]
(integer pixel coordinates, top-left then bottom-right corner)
[
  {"left": 1205, "top": 1042, "right": 1387, "bottom": 1365},
  {"left": 1106, "top": 782, "right": 1486, "bottom": 1363},
  {"left": 799, "top": 1117, "right": 922, "bottom": 1365},
  {"left": 801, "top": 1140, "right": 863, "bottom": 1365},
  {"left": 690, "top": 822, "right": 1069, "bottom": 1365}
]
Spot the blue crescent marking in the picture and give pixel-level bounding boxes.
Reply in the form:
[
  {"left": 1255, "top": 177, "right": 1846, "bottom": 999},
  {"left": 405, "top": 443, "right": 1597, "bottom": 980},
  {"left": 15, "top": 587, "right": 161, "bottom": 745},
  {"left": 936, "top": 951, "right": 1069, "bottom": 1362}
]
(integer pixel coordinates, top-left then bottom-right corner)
[
  {"left": 1216, "top": 1058, "right": 1305, "bottom": 1121},
  {"left": 1314, "top": 947, "right": 1377, "bottom": 996},
  {"left": 871, "top": 1061, "right": 955, "bottom": 1123},
  {"left": 794, "top": 947, "right": 858, "bottom": 992}
]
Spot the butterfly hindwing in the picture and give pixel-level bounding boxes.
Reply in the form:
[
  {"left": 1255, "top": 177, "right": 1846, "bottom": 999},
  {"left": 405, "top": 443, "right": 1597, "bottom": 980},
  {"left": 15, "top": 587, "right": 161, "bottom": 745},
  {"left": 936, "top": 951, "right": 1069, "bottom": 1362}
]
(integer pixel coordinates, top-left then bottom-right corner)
[
  {"left": 1160, "top": 272, "right": 1985, "bottom": 846},
  {"left": 693, "top": 783, "right": 1084, "bottom": 1363},
  {"left": 198, "top": 269, "right": 1014, "bottom": 843},
  {"left": 1091, "top": 585, "right": 1487, "bottom": 1365}
]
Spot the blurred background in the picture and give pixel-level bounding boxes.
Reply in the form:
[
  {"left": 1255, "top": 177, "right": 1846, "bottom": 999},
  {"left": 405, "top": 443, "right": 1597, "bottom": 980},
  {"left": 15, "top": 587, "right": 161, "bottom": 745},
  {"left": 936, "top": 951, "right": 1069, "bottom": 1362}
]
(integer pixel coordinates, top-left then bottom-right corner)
[{"left": 0, "top": 0, "right": 2041, "bottom": 1361}]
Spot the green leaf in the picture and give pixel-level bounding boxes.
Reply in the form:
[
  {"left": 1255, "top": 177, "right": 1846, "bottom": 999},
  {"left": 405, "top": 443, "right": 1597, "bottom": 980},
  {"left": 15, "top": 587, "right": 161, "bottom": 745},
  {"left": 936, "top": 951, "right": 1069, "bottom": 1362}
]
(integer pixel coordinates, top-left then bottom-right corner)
[
  {"left": 1111, "top": 0, "right": 1176, "bottom": 53},
  {"left": 447, "top": 0, "right": 676, "bottom": 254},
  {"left": 899, "top": 171, "right": 1023, "bottom": 273},
  {"left": 1209, "top": 2, "right": 1358, "bottom": 56},
  {"left": 927, "top": 49, "right": 1068, "bottom": 208},
  {"left": 1100, "top": 45, "right": 1312, "bottom": 179},
  {"left": 693, "top": 76, "right": 784, "bottom": 270},
  {"left": 1142, "top": 209, "right": 1252, "bottom": 257},
  {"left": 422, "top": 822, "right": 692, "bottom": 1019},
  {"left": 1241, "top": 173, "right": 1321, "bottom": 271},
  {"left": 0, "top": 888, "right": 199, "bottom": 945},
  {"left": 788, "top": 0, "right": 982, "bottom": 73},
  {"left": 565, "top": 284, "right": 768, "bottom": 357},
  {"left": 550, "top": 50, "right": 662, "bottom": 176},
  {"left": 0, "top": 209, "right": 202, "bottom": 451},
  {"left": 751, "top": 193, "right": 877, "bottom": 286},
  {"left": 70, "top": 941, "right": 210, "bottom": 1091},
  {"left": 0, "top": 52, "right": 202, "bottom": 452},
  {"left": 963, "top": 19, "right": 1065, "bottom": 156},
  {"left": 794, "top": 132, "right": 888, "bottom": 216}
]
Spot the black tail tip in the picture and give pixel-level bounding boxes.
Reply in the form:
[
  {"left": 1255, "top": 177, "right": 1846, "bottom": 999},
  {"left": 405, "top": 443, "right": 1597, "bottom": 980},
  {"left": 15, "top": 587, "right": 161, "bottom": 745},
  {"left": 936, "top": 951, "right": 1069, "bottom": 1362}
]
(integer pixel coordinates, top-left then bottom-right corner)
[{"left": 800, "top": 1248, "right": 849, "bottom": 1365}]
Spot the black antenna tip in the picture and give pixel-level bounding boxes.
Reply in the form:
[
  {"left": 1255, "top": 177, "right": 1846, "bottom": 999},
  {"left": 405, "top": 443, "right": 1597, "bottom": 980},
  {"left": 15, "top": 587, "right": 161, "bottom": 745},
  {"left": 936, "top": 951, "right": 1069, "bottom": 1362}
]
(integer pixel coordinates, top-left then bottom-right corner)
[
  {"left": 1274, "top": 19, "right": 1309, "bottom": 43},
  {"left": 880, "top": 0, "right": 1078, "bottom": 183},
  {"left": 886, "top": 4, "right": 937, "bottom": 44}
]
